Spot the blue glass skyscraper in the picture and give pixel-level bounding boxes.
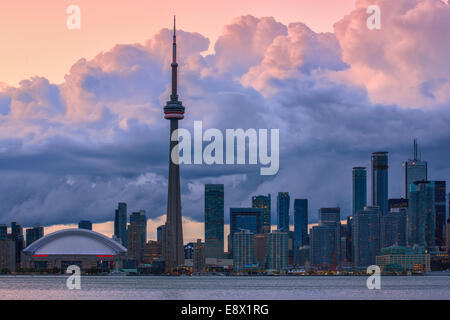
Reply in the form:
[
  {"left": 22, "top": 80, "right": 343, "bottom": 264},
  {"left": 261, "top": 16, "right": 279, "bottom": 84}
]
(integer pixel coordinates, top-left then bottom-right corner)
[
  {"left": 252, "top": 194, "right": 271, "bottom": 234},
  {"left": 352, "top": 167, "right": 367, "bottom": 216},
  {"left": 294, "top": 199, "right": 308, "bottom": 253},
  {"left": 277, "top": 192, "right": 290, "bottom": 232},
  {"left": 205, "top": 184, "right": 224, "bottom": 258},
  {"left": 372, "top": 152, "right": 389, "bottom": 215},
  {"left": 408, "top": 181, "right": 435, "bottom": 250},
  {"left": 114, "top": 202, "right": 128, "bottom": 247},
  {"left": 353, "top": 206, "right": 381, "bottom": 267}
]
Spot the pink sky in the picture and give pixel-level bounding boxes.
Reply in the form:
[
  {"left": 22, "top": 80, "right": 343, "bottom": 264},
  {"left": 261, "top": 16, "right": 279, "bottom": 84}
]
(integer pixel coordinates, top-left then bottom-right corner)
[{"left": 0, "top": 0, "right": 354, "bottom": 86}]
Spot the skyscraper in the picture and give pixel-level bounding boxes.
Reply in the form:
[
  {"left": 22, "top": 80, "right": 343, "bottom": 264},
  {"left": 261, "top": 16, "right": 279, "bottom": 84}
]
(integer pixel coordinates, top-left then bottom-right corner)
[
  {"left": 114, "top": 202, "right": 128, "bottom": 248},
  {"left": 382, "top": 208, "right": 407, "bottom": 248},
  {"left": 25, "top": 224, "right": 43, "bottom": 247},
  {"left": 252, "top": 194, "right": 271, "bottom": 234},
  {"left": 353, "top": 206, "right": 381, "bottom": 267},
  {"left": 267, "top": 230, "right": 289, "bottom": 272},
  {"left": 127, "top": 222, "right": 143, "bottom": 264},
  {"left": 293, "top": 199, "right": 308, "bottom": 255},
  {"left": 352, "top": 167, "right": 367, "bottom": 216},
  {"left": 204, "top": 184, "right": 224, "bottom": 258},
  {"left": 408, "top": 181, "right": 436, "bottom": 250},
  {"left": 433, "top": 181, "right": 446, "bottom": 247},
  {"left": 403, "top": 139, "right": 427, "bottom": 199},
  {"left": 277, "top": 192, "right": 290, "bottom": 232},
  {"left": 310, "top": 224, "right": 339, "bottom": 268},
  {"left": 10, "top": 222, "right": 23, "bottom": 267},
  {"left": 0, "top": 225, "right": 7, "bottom": 240},
  {"left": 130, "top": 210, "right": 147, "bottom": 248},
  {"left": 163, "top": 17, "right": 185, "bottom": 271},
  {"left": 229, "top": 208, "right": 262, "bottom": 254},
  {"left": 233, "top": 230, "right": 255, "bottom": 273},
  {"left": 372, "top": 152, "right": 389, "bottom": 215}
]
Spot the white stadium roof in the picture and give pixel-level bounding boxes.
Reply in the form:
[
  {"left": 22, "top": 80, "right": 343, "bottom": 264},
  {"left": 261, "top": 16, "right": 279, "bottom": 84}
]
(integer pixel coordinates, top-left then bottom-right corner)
[{"left": 23, "top": 228, "right": 127, "bottom": 256}]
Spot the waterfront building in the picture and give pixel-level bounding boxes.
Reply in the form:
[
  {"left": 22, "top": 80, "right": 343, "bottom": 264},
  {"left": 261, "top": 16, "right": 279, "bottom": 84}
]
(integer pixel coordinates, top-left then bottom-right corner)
[
  {"left": 0, "top": 239, "right": 15, "bottom": 272},
  {"left": 25, "top": 224, "right": 44, "bottom": 247},
  {"left": 114, "top": 202, "right": 128, "bottom": 248},
  {"left": 193, "top": 239, "right": 206, "bottom": 272},
  {"left": 22, "top": 229, "right": 127, "bottom": 271},
  {"left": 254, "top": 233, "right": 269, "bottom": 269},
  {"left": 408, "top": 181, "right": 436, "bottom": 250},
  {"left": 433, "top": 181, "right": 446, "bottom": 247},
  {"left": 277, "top": 192, "right": 290, "bottom": 233},
  {"left": 232, "top": 230, "right": 255, "bottom": 273},
  {"left": 267, "top": 231, "right": 289, "bottom": 272},
  {"left": 352, "top": 167, "right": 367, "bottom": 216},
  {"left": 372, "top": 152, "right": 389, "bottom": 215},
  {"left": 376, "top": 246, "right": 430, "bottom": 273},
  {"left": 353, "top": 206, "right": 381, "bottom": 267},
  {"left": 205, "top": 184, "right": 224, "bottom": 258},
  {"left": 130, "top": 210, "right": 147, "bottom": 247},
  {"left": 143, "top": 240, "right": 162, "bottom": 264},
  {"left": 402, "top": 139, "right": 427, "bottom": 199},
  {"left": 252, "top": 194, "right": 271, "bottom": 234},
  {"left": 382, "top": 208, "right": 407, "bottom": 248},
  {"left": 293, "top": 199, "right": 308, "bottom": 255},
  {"left": 127, "top": 222, "right": 143, "bottom": 264}
]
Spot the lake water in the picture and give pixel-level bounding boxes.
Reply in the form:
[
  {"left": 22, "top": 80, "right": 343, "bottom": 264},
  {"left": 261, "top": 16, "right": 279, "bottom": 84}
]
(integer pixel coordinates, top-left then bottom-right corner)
[{"left": 0, "top": 275, "right": 449, "bottom": 300}]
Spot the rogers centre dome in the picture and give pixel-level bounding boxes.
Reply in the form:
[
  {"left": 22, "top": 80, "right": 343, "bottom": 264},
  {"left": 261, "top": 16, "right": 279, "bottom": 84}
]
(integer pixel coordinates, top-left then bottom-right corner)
[{"left": 22, "top": 228, "right": 127, "bottom": 271}]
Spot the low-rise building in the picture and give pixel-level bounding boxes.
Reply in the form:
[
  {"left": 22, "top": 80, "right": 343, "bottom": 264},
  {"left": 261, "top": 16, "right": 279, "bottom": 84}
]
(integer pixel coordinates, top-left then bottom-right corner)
[{"left": 376, "top": 246, "right": 430, "bottom": 273}]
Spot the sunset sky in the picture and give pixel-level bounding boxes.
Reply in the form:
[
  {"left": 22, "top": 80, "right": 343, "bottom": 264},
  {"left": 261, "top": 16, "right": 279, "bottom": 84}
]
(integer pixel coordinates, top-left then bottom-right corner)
[{"left": 0, "top": 0, "right": 449, "bottom": 243}]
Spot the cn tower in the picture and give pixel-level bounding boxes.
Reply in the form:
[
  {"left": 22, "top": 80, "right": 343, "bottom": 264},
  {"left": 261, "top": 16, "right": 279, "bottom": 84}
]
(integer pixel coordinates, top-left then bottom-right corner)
[{"left": 163, "top": 16, "right": 185, "bottom": 272}]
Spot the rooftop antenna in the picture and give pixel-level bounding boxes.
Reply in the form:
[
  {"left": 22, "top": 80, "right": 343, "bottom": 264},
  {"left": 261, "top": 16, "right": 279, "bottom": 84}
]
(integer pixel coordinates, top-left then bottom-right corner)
[{"left": 413, "top": 138, "right": 418, "bottom": 160}]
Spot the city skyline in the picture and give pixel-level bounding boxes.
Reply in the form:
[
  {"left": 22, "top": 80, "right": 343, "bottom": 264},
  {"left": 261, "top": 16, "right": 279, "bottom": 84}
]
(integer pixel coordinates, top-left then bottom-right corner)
[{"left": 0, "top": 0, "right": 449, "bottom": 241}]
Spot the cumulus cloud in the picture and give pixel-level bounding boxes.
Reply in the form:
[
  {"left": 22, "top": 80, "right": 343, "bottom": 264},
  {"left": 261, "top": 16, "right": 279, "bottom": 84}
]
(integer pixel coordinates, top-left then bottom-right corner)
[
  {"left": 0, "top": 2, "right": 449, "bottom": 232},
  {"left": 333, "top": 0, "right": 450, "bottom": 107}
]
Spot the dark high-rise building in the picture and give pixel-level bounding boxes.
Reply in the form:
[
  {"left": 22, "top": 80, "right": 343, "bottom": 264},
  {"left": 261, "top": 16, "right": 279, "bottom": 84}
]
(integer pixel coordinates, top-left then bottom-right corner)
[
  {"left": 252, "top": 194, "right": 271, "bottom": 234},
  {"left": 114, "top": 202, "right": 128, "bottom": 248},
  {"left": 433, "top": 181, "right": 446, "bottom": 247},
  {"left": 163, "top": 17, "right": 185, "bottom": 272},
  {"left": 382, "top": 208, "right": 407, "bottom": 248},
  {"left": 230, "top": 208, "right": 262, "bottom": 254},
  {"left": 130, "top": 210, "right": 147, "bottom": 247},
  {"left": 204, "top": 184, "right": 224, "bottom": 258},
  {"left": 0, "top": 225, "right": 7, "bottom": 240},
  {"left": 157, "top": 225, "right": 165, "bottom": 244},
  {"left": 127, "top": 222, "right": 143, "bottom": 264},
  {"left": 346, "top": 216, "right": 353, "bottom": 262},
  {"left": 193, "top": 239, "right": 206, "bottom": 273},
  {"left": 293, "top": 199, "right": 308, "bottom": 255},
  {"left": 277, "top": 192, "right": 290, "bottom": 232},
  {"left": 78, "top": 220, "right": 92, "bottom": 230},
  {"left": 408, "top": 181, "right": 435, "bottom": 250},
  {"left": 353, "top": 206, "right": 381, "bottom": 267},
  {"left": 10, "top": 222, "right": 24, "bottom": 267},
  {"left": 352, "top": 167, "right": 367, "bottom": 216},
  {"left": 372, "top": 152, "right": 389, "bottom": 215},
  {"left": 317, "top": 207, "right": 341, "bottom": 266},
  {"left": 25, "top": 224, "right": 43, "bottom": 247},
  {"left": 403, "top": 139, "right": 427, "bottom": 199},
  {"left": 254, "top": 233, "right": 269, "bottom": 269}
]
